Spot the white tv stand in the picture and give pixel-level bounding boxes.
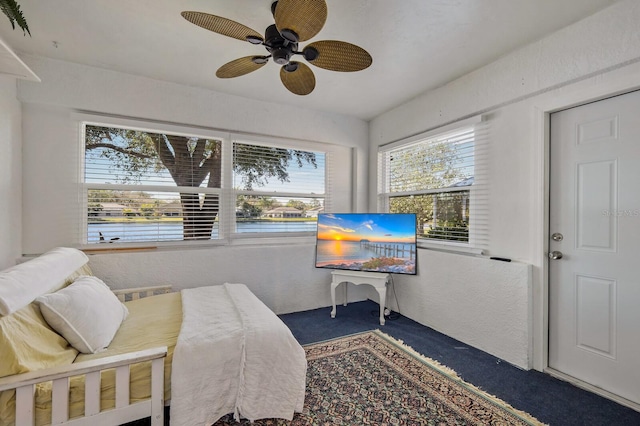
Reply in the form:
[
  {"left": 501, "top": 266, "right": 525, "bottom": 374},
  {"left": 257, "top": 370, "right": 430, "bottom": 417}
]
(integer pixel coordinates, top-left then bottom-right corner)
[{"left": 330, "top": 270, "right": 391, "bottom": 325}]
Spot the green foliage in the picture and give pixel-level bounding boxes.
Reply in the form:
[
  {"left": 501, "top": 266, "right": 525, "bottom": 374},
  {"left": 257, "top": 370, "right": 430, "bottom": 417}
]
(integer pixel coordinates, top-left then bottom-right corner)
[
  {"left": 86, "top": 126, "right": 317, "bottom": 191},
  {"left": 233, "top": 144, "right": 317, "bottom": 190},
  {"left": 0, "top": 0, "right": 30, "bottom": 35},
  {"left": 85, "top": 126, "right": 220, "bottom": 188},
  {"left": 390, "top": 191, "right": 469, "bottom": 238},
  {"left": 388, "top": 141, "right": 466, "bottom": 193},
  {"left": 258, "top": 197, "right": 277, "bottom": 210},
  {"left": 236, "top": 195, "right": 264, "bottom": 218},
  {"left": 386, "top": 139, "right": 472, "bottom": 242},
  {"left": 139, "top": 203, "right": 158, "bottom": 217},
  {"left": 88, "top": 189, "right": 153, "bottom": 208},
  {"left": 426, "top": 225, "right": 469, "bottom": 242},
  {"left": 286, "top": 199, "right": 307, "bottom": 212},
  {"left": 87, "top": 202, "right": 103, "bottom": 216},
  {"left": 88, "top": 189, "right": 118, "bottom": 203}
]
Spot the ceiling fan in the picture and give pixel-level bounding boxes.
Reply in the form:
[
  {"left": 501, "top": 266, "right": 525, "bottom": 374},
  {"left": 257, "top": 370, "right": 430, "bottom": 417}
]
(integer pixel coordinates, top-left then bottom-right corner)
[{"left": 181, "top": 0, "right": 372, "bottom": 96}]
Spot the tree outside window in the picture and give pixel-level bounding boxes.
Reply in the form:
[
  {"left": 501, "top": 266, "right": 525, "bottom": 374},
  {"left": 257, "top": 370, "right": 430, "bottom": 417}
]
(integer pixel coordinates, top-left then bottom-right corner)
[
  {"left": 84, "top": 125, "right": 323, "bottom": 243},
  {"left": 379, "top": 127, "right": 475, "bottom": 243}
]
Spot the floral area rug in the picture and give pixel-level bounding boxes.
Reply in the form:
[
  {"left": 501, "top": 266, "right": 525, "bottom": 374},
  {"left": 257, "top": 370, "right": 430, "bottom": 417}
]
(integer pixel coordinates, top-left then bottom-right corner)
[{"left": 214, "top": 330, "right": 544, "bottom": 425}]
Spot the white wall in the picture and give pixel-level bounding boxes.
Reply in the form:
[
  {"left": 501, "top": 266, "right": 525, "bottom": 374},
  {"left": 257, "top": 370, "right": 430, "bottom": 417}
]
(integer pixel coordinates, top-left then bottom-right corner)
[
  {"left": 87, "top": 244, "right": 336, "bottom": 315},
  {"left": 17, "top": 56, "right": 371, "bottom": 314},
  {"left": 369, "top": 0, "right": 640, "bottom": 369},
  {"left": 0, "top": 75, "right": 22, "bottom": 269}
]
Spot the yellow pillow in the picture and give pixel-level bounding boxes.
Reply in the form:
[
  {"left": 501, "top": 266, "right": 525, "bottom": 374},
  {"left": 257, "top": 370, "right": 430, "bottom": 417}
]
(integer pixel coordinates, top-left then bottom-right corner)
[{"left": 0, "top": 303, "right": 78, "bottom": 378}]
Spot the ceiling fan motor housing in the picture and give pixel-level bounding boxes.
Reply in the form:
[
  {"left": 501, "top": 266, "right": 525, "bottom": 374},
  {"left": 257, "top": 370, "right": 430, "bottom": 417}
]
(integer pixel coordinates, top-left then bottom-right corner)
[{"left": 264, "top": 24, "right": 298, "bottom": 65}]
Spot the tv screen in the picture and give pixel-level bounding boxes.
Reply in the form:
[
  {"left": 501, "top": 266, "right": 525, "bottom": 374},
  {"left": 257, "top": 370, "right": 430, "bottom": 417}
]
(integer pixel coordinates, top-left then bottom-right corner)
[{"left": 315, "top": 213, "right": 417, "bottom": 275}]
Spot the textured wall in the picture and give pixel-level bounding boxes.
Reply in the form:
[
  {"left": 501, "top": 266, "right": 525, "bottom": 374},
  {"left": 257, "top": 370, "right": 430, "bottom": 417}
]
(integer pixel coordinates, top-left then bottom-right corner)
[
  {"left": 87, "top": 245, "right": 370, "bottom": 316},
  {"left": 391, "top": 251, "right": 532, "bottom": 369},
  {"left": 369, "top": 0, "right": 640, "bottom": 146},
  {"left": 367, "top": 0, "right": 640, "bottom": 370},
  {"left": 0, "top": 76, "right": 22, "bottom": 269}
]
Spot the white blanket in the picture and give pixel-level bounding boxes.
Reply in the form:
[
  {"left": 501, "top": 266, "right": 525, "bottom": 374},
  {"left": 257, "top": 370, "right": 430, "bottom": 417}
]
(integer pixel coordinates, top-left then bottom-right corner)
[{"left": 170, "top": 284, "right": 306, "bottom": 426}]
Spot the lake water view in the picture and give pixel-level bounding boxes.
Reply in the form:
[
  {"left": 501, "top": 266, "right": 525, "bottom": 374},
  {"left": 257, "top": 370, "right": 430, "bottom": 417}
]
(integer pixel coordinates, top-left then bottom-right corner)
[
  {"left": 315, "top": 239, "right": 417, "bottom": 274},
  {"left": 315, "top": 240, "right": 415, "bottom": 265},
  {"left": 88, "top": 221, "right": 317, "bottom": 243}
]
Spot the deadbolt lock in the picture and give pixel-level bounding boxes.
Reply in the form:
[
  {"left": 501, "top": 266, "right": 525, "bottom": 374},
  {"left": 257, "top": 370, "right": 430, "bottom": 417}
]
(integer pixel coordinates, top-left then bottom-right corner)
[{"left": 551, "top": 233, "right": 563, "bottom": 242}]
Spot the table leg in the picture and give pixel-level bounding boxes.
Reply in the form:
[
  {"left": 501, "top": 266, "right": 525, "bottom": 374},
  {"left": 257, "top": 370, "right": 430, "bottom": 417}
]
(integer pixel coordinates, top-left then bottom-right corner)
[
  {"left": 343, "top": 281, "right": 348, "bottom": 306},
  {"left": 330, "top": 281, "right": 338, "bottom": 318},
  {"left": 376, "top": 286, "right": 387, "bottom": 326}
]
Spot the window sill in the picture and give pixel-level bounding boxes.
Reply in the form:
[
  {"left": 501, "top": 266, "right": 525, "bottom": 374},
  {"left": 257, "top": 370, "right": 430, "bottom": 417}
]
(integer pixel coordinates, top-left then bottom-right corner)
[
  {"left": 417, "top": 239, "right": 484, "bottom": 256},
  {"left": 79, "top": 234, "right": 317, "bottom": 254}
]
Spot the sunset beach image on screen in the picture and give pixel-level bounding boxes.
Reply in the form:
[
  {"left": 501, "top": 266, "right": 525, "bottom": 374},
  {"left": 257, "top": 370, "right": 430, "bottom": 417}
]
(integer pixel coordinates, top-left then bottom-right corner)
[{"left": 315, "top": 213, "right": 417, "bottom": 275}]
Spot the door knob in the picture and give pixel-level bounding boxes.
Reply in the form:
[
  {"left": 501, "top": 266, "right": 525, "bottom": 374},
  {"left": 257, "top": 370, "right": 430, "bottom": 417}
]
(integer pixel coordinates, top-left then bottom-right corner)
[{"left": 548, "top": 251, "right": 563, "bottom": 260}]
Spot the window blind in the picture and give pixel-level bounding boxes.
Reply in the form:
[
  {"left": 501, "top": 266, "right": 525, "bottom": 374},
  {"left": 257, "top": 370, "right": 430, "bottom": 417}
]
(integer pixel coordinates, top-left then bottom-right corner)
[
  {"left": 80, "top": 119, "right": 341, "bottom": 246},
  {"left": 378, "top": 117, "right": 489, "bottom": 251},
  {"left": 232, "top": 140, "right": 326, "bottom": 234},
  {"left": 84, "top": 125, "right": 223, "bottom": 244}
]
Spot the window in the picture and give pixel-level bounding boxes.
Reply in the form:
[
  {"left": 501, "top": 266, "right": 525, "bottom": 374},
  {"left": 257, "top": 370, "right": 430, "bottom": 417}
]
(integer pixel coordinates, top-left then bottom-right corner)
[
  {"left": 82, "top": 121, "right": 334, "bottom": 246},
  {"left": 232, "top": 139, "right": 326, "bottom": 234},
  {"left": 378, "top": 117, "right": 488, "bottom": 250}
]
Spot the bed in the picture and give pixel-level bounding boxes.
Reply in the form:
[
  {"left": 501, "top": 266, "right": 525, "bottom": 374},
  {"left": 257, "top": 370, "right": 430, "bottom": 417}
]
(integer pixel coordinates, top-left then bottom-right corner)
[{"left": 0, "top": 247, "right": 307, "bottom": 426}]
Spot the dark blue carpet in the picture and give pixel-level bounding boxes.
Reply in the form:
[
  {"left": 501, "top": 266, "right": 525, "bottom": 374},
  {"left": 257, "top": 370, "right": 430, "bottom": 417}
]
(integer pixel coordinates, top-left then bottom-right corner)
[{"left": 279, "top": 300, "right": 640, "bottom": 426}]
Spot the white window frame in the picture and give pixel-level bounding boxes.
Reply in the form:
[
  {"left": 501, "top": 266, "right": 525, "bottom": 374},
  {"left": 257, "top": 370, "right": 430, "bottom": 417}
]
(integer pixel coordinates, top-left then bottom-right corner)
[
  {"left": 377, "top": 116, "right": 488, "bottom": 255},
  {"left": 75, "top": 113, "right": 342, "bottom": 249},
  {"left": 229, "top": 133, "right": 332, "bottom": 240}
]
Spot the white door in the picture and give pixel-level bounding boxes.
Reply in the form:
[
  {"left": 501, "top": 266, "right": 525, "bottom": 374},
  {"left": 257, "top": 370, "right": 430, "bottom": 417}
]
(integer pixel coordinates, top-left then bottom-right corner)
[{"left": 549, "top": 90, "right": 640, "bottom": 405}]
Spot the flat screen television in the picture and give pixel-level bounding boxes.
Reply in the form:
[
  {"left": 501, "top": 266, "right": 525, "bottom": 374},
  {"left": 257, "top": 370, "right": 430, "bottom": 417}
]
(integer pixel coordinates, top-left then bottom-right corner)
[{"left": 315, "top": 213, "right": 417, "bottom": 275}]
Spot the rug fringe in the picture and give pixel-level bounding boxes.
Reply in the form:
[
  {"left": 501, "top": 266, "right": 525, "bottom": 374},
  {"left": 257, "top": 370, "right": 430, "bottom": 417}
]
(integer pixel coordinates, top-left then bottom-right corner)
[{"left": 370, "top": 329, "right": 547, "bottom": 426}]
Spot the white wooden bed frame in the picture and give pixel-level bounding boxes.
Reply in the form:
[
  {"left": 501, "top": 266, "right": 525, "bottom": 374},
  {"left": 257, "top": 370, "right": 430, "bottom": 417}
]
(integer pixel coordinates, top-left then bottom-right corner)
[{"left": 0, "top": 285, "right": 173, "bottom": 426}]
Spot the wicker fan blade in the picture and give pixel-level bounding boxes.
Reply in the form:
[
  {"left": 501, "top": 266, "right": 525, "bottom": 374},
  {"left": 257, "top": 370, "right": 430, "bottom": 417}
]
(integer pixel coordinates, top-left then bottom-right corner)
[
  {"left": 181, "top": 11, "right": 264, "bottom": 44},
  {"left": 280, "top": 62, "right": 315, "bottom": 95},
  {"left": 304, "top": 40, "right": 372, "bottom": 72},
  {"left": 274, "top": 0, "right": 327, "bottom": 42},
  {"left": 302, "top": 40, "right": 373, "bottom": 72},
  {"left": 216, "top": 56, "right": 267, "bottom": 78}
]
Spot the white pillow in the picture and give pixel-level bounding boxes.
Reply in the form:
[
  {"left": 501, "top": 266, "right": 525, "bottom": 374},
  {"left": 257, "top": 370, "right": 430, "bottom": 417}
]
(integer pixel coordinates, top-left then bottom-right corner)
[
  {"left": 0, "top": 247, "right": 89, "bottom": 316},
  {"left": 35, "top": 276, "right": 129, "bottom": 354}
]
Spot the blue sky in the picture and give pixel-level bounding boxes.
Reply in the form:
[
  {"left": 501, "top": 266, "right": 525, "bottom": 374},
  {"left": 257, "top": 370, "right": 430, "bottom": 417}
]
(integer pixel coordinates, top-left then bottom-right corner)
[{"left": 317, "top": 213, "right": 416, "bottom": 243}]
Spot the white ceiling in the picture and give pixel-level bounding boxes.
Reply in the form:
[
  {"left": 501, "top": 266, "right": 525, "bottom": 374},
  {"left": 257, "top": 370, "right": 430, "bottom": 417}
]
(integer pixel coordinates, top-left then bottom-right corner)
[{"left": 0, "top": 0, "right": 617, "bottom": 120}]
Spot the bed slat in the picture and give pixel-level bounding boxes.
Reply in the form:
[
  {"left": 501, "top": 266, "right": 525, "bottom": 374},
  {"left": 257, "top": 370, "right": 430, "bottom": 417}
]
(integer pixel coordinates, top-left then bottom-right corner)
[
  {"left": 84, "top": 371, "right": 101, "bottom": 415},
  {"left": 15, "top": 385, "right": 35, "bottom": 426},
  {"left": 0, "top": 347, "right": 167, "bottom": 390},
  {"left": 0, "top": 343, "right": 167, "bottom": 426},
  {"left": 112, "top": 285, "right": 172, "bottom": 302},
  {"left": 151, "top": 358, "right": 164, "bottom": 426},
  {"left": 52, "top": 377, "right": 71, "bottom": 424},
  {"left": 115, "top": 365, "right": 131, "bottom": 408}
]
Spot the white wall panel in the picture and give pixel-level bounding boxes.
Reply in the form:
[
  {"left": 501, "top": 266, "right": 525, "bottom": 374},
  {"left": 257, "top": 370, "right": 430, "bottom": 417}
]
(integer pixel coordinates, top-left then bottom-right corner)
[
  {"left": 87, "top": 244, "right": 371, "bottom": 315},
  {"left": 0, "top": 75, "right": 22, "bottom": 269}
]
